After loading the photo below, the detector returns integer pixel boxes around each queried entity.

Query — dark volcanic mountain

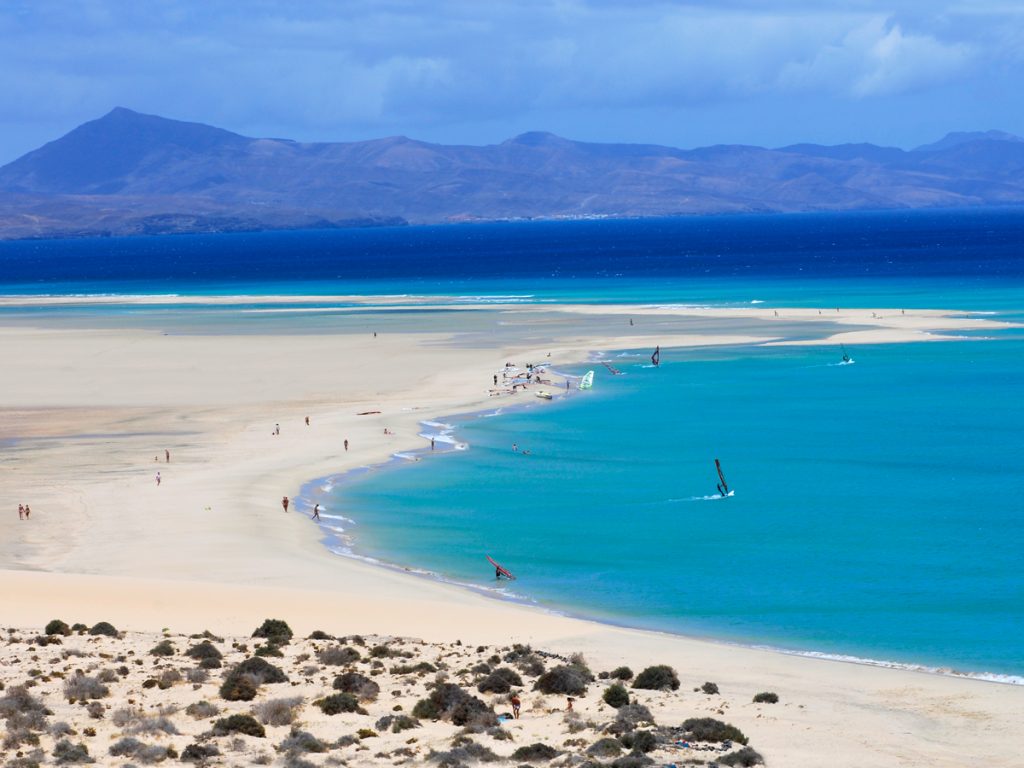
[2,107,1023,239]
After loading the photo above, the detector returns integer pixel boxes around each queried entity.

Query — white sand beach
[2,298,1021,767]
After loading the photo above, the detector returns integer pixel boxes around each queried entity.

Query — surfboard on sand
[487,555,516,580]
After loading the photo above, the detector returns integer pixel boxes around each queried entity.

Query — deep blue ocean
[3,209,1023,680]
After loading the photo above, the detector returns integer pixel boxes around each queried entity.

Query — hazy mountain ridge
[1,108,1023,239]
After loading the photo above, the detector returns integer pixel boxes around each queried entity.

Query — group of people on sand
[17,503,32,520]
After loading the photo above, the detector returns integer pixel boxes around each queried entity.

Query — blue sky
[1,0,1022,163]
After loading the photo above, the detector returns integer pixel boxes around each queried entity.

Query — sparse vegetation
[753,691,779,704]
[682,717,748,745]
[251,618,293,644]
[477,666,523,694]
[45,620,72,636]
[185,700,219,720]
[720,746,765,766]
[587,737,623,758]
[63,675,109,702]
[603,682,630,708]
[609,666,633,681]
[149,639,175,657]
[212,713,266,738]
[633,665,680,691]
[701,681,720,695]
[278,727,328,754]
[252,696,304,726]
[87,622,118,637]
[317,645,361,665]
[412,683,496,727]
[333,671,380,700]
[315,693,367,716]
[511,742,560,762]
[185,640,222,660]
[534,665,588,696]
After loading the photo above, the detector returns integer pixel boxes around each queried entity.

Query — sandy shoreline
[2,297,1022,767]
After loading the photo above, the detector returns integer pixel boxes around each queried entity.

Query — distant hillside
[1,108,1023,239]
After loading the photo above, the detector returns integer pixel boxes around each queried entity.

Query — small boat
[487,555,516,580]
[535,391,553,400]
[578,370,595,390]
[715,458,731,497]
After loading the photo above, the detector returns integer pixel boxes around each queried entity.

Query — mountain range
[1,108,1023,239]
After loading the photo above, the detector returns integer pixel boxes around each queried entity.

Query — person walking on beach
[165,449,170,462]
[312,503,320,521]
[23,504,30,519]
[344,439,349,451]
[493,374,498,386]
[282,496,289,512]
[18,504,24,520]
[274,423,280,436]
[510,693,521,719]
[305,416,310,426]
[155,471,161,486]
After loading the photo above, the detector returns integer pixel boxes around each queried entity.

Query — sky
[1,0,1022,164]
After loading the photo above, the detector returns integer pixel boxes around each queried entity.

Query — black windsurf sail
[651,345,660,367]
[841,344,851,363]
[715,458,729,497]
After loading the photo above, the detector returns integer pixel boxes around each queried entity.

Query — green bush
[180,743,220,763]
[752,691,778,704]
[218,675,257,702]
[720,746,765,766]
[278,727,328,754]
[45,620,71,637]
[87,622,118,637]
[333,672,380,701]
[149,640,175,657]
[632,665,679,691]
[534,665,588,696]
[681,717,748,745]
[254,643,284,658]
[622,729,658,754]
[374,714,420,733]
[308,630,333,640]
[701,681,719,695]
[212,713,265,738]
[251,619,293,644]
[52,738,92,764]
[315,693,367,716]
[411,683,495,727]
[317,646,361,665]
[185,640,222,660]
[510,743,560,762]
[477,666,523,694]
[587,737,623,758]
[609,666,633,681]
[603,683,630,708]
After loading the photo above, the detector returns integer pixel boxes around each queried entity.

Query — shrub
[219,675,258,702]
[609,666,633,681]
[251,618,293,644]
[278,728,328,754]
[227,652,267,679]
[611,755,654,768]
[108,737,144,757]
[375,714,420,733]
[701,681,720,695]
[254,643,284,658]
[317,645,361,666]
[632,665,679,691]
[752,691,779,704]
[315,693,367,716]
[71,623,88,633]
[186,667,208,684]
[87,622,117,637]
[720,746,765,767]
[588,737,623,758]
[85,701,104,720]
[185,640,222,660]
[610,703,655,734]
[477,667,524,694]
[220,657,289,700]
[212,713,266,738]
[510,742,560,762]
[333,672,380,701]
[622,729,658,754]
[534,665,588,696]
[180,743,220,763]
[150,639,175,657]
[603,683,630,708]
[0,684,51,720]
[681,717,748,745]
[45,620,72,636]
[52,739,92,764]
[517,655,546,677]
[308,630,333,640]
[63,675,108,702]
[391,661,437,675]
[95,668,118,684]
[412,684,496,727]
[199,657,222,670]
[185,700,219,719]
[253,696,304,726]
